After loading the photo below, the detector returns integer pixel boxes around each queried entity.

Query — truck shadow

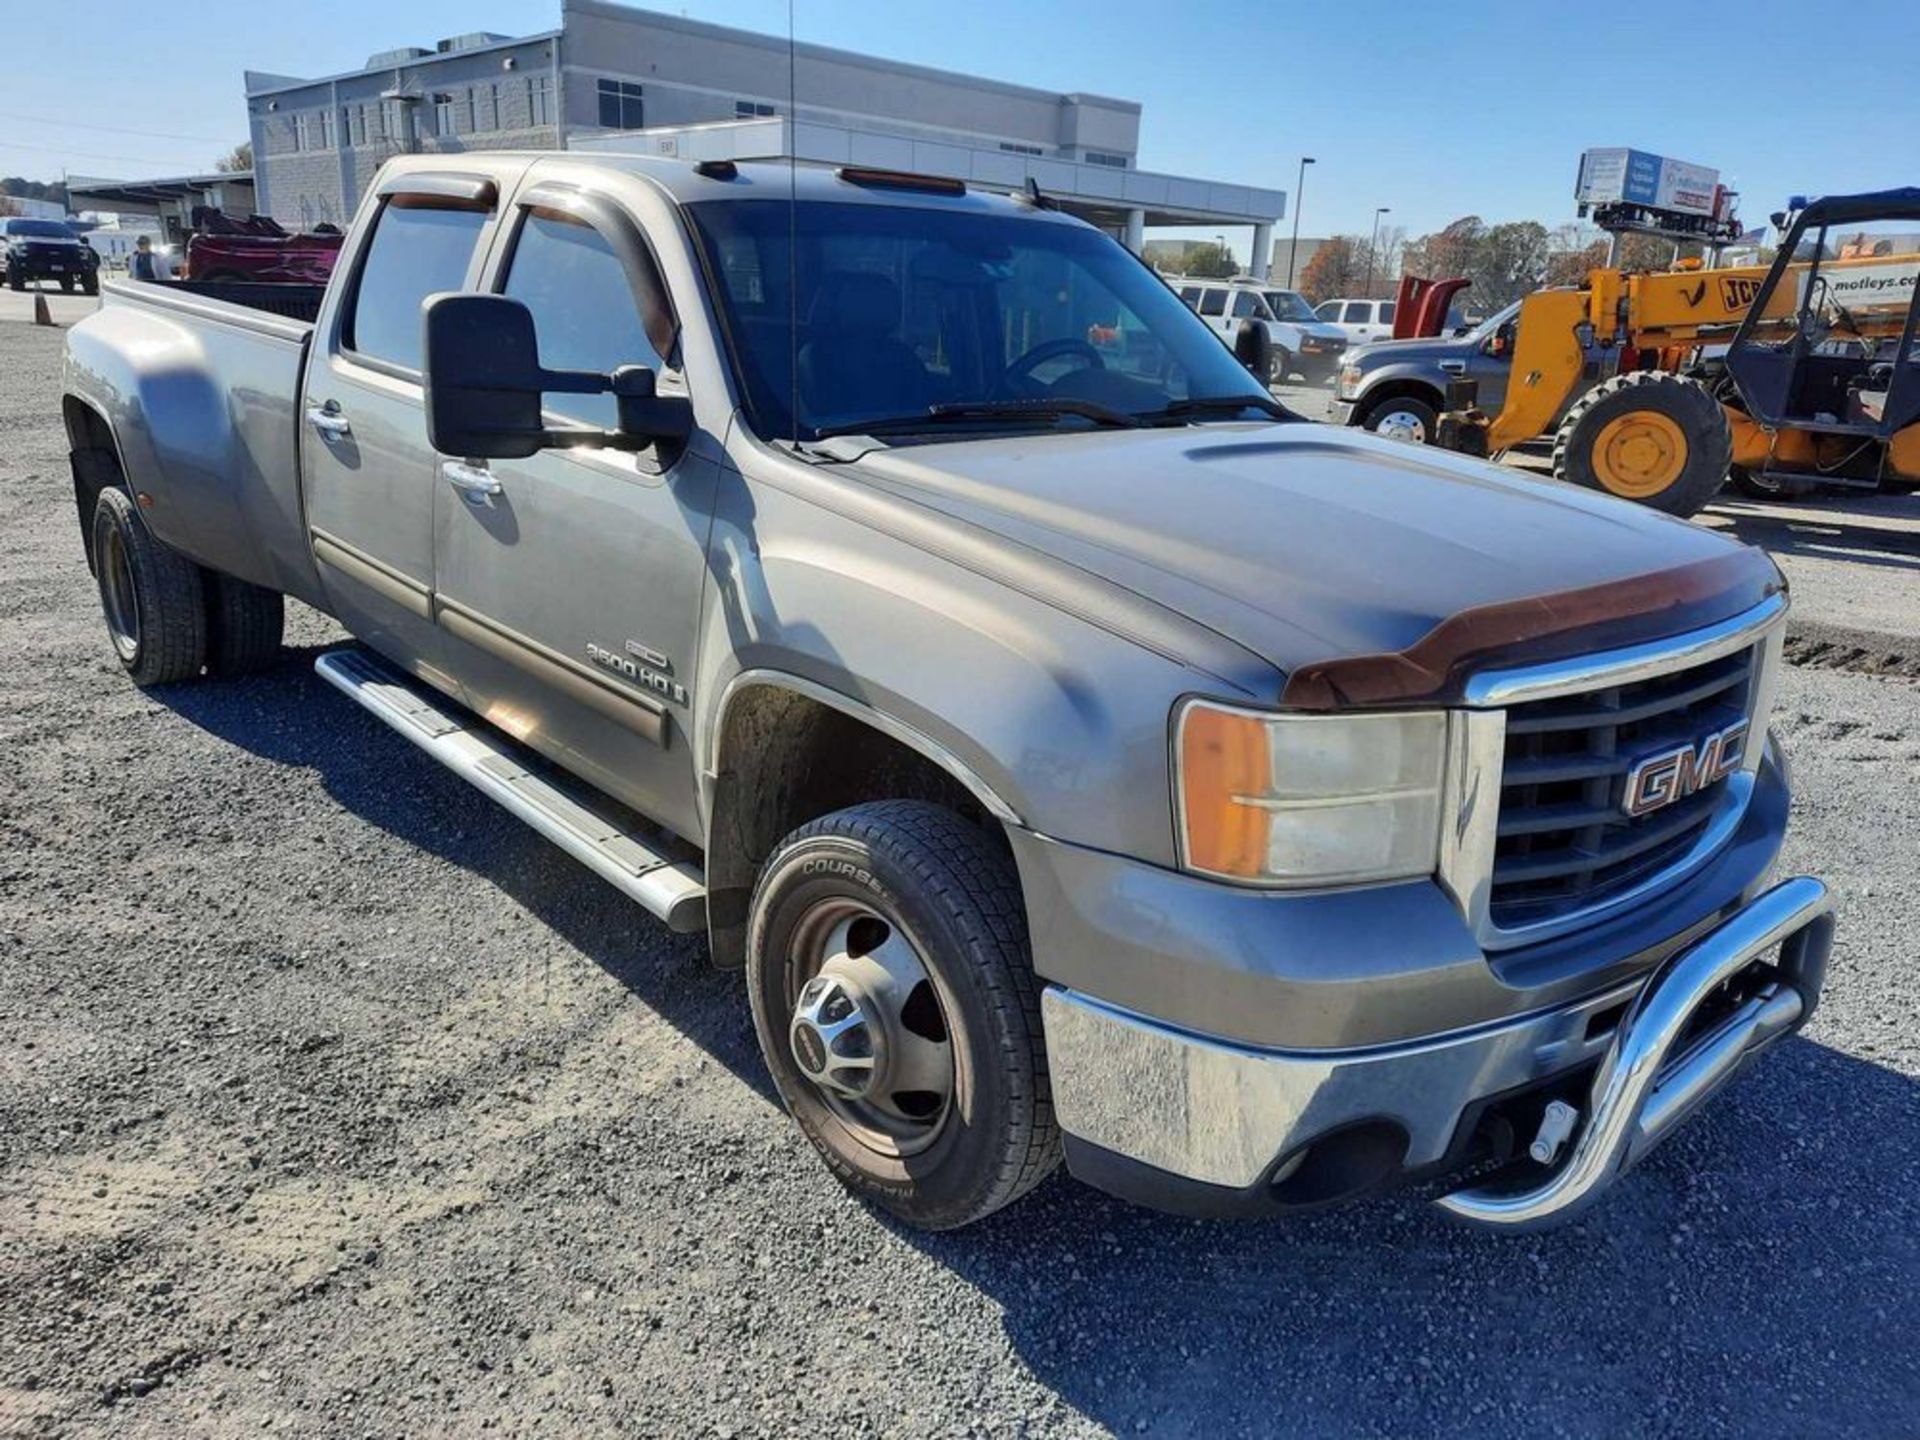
[150,644,1917,1436]
[149,640,776,1105]
[903,1035,1919,1435]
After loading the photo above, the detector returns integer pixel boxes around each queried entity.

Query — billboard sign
[1576,148,1720,218]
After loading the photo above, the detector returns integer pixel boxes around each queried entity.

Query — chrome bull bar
[1438,876,1835,1229]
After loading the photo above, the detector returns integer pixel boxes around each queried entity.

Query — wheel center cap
[789,973,882,1100]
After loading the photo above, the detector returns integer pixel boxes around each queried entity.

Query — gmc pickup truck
[62,152,1834,1232]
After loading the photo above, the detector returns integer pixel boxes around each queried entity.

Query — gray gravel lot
[4,320,1917,1438]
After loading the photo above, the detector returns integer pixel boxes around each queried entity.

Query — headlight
[1337,366,1365,398]
[1175,702,1446,886]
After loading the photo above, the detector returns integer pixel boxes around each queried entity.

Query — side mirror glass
[422,292,692,459]
[1234,317,1274,381]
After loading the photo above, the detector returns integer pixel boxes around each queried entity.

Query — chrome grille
[1487,644,1761,931]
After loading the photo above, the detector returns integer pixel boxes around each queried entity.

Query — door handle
[1439,360,1468,375]
[305,402,351,439]
[442,459,503,502]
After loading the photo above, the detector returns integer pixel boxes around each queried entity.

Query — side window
[1343,301,1371,323]
[502,208,665,430]
[1316,300,1341,321]
[344,199,489,371]
[1230,291,1259,319]
[1198,289,1228,317]
[1379,301,1397,324]
[1179,286,1202,306]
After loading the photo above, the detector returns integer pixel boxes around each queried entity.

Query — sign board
[0,194,66,221]
[1576,148,1721,218]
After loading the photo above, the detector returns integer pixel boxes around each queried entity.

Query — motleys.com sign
[1806,261,1919,310]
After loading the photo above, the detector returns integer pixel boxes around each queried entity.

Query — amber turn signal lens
[1178,705,1271,878]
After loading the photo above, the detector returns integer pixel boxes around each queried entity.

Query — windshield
[5,220,73,239]
[1471,301,1522,340]
[686,199,1270,440]
[1262,290,1319,322]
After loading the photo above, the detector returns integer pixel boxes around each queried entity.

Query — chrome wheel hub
[1374,408,1429,444]
[786,905,955,1152]
[99,526,141,662]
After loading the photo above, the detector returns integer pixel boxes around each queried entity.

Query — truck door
[431,185,716,840]
[301,175,501,693]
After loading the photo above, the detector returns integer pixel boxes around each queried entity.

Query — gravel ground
[3,320,1917,1438]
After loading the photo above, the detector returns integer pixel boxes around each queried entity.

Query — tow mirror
[1233,317,1274,382]
[421,292,692,459]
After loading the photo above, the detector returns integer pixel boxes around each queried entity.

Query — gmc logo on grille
[1620,720,1749,819]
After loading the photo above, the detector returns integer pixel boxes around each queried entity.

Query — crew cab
[61,153,1833,1231]
[1167,275,1349,383]
[1329,300,1522,443]
[1,216,100,294]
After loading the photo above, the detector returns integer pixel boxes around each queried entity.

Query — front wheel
[1362,394,1439,445]
[6,268,21,291]
[1552,371,1732,517]
[80,272,99,296]
[746,801,1059,1230]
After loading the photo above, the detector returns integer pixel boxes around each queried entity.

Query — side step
[315,648,707,933]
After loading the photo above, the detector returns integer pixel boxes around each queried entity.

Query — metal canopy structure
[65,173,259,241]
[573,117,1287,278]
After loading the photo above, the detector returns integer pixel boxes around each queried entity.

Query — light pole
[1214,233,1228,275]
[1286,156,1315,287]
[1364,206,1391,296]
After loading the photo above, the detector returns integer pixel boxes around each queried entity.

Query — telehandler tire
[1551,371,1732,518]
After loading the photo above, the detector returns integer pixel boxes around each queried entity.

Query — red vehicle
[184,208,343,286]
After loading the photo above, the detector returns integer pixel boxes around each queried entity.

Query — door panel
[303,192,496,692]
[434,447,717,838]
[431,193,715,839]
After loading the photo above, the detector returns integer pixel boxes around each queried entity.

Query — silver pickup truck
[61,152,1834,1232]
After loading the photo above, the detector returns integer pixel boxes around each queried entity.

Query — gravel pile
[3,322,1915,1437]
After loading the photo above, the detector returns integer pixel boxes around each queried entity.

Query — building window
[368,101,388,142]
[528,73,554,127]
[735,100,776,118]
[597,78,644,129]
[1084,150,1128,169]
[998,141,1044,157]
[347,105,366,147]
[434,91,467,136]
[316,107,335,150]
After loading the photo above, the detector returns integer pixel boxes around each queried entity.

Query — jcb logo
[1621,720,1748,818]
[1718,276,1764,311]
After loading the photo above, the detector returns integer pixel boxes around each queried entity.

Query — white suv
[1315,296,1398,346]
[1167,276,1350,384]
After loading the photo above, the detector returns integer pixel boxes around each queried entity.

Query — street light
[1214,233,1228,275]
[1364,206,1391,296]
[1286,156,1315,287]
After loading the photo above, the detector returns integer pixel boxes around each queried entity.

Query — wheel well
[703,684,1010,968]
[63,397,125,573]
[1356,380,1442,421]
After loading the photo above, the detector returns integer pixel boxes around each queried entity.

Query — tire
[1362,394,1439,445]
[1726,466,1816,501]
[746,800,1059,1230]
[7,268,21,291]
[90,486,207,685]
[81,273,99,296]
[1270,347,1291,386]
[205,571,285,675]
[60,275,75,293]
[1551,371,1732,517]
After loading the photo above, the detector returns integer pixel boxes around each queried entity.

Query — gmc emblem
[1621,720,1749,819]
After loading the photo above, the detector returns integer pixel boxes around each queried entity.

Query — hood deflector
[1281,548,1782,710]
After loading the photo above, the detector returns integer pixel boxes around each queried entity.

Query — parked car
[1167,275,1349,383]
[0,216,100,294]
[61,152,1832,1233]
[1327,300,1523,443]
[1315,296,1400,346]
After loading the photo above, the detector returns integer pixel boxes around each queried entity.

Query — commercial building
[242,0,1285,273]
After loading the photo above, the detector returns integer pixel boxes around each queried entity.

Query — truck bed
[64,279,329,609]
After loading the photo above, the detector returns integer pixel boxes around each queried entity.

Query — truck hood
[843,423,1776,706]
[1348,334,1473,367]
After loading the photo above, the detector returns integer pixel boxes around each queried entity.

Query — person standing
[128,235,158,282]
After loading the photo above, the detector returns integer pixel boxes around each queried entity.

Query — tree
[1183,241,1238,278]
[214,141,252,174]
[1297,235,1363,303]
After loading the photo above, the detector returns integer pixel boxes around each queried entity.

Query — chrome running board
[315,648,707,933]
[1437,875,1833,1229]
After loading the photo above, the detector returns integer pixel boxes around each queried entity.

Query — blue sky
[8,0,1920,250]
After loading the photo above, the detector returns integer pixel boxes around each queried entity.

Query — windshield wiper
[815,397,1142,439]
[1143,393,1294,423]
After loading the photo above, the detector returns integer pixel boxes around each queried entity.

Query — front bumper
[1041,876,1833,1224]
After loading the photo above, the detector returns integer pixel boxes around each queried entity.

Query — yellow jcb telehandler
[1436,188,1920,517]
